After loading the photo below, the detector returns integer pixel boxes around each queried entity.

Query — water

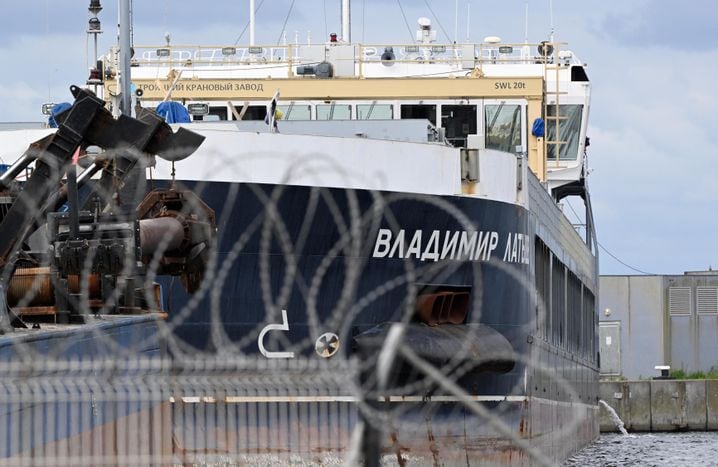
[598,399,629,436]
[568,401,718,466]
[565,432,718,466]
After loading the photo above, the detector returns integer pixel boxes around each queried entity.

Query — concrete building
[598,271,718,380]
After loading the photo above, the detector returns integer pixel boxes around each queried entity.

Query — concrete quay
[599,380,718,432]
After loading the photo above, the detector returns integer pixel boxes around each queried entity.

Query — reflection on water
[566,432,718,467]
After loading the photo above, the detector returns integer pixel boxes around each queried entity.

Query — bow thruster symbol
[315,332,340,358]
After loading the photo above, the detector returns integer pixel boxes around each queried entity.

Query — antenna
[466,1,470,42]
[362,0,366,42]
[549,0,555,42]
[249,0,256,45]
[86,0,103,92]
[341,0,351,42]
[454,0,458,43]
[524,1,529,43]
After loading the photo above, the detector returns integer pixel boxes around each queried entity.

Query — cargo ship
[0,0,599,464]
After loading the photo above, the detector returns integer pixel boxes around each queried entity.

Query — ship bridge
[99,34,590,196]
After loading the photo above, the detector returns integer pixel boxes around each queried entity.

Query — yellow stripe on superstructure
[114,75,549,182]
[113,76,544,101]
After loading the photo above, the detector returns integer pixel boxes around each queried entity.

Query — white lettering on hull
[372,228,530,265]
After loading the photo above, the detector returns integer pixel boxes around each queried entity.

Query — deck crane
[0,86,214,329]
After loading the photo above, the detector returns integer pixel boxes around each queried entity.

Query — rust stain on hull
[389,432,408,466]
[426,419,441,467]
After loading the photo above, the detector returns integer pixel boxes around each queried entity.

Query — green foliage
[670,367,718,380]
[670,369,687,379]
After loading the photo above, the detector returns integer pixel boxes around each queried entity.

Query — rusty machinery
[0,86,215,328]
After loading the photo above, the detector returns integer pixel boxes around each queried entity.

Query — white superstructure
[94,16,591,200]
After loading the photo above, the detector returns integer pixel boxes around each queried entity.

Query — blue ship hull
[160,181,531,354]
[0,179,599,465]
[152,179,599,463]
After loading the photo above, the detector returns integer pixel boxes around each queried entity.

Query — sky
[0,0,715,276]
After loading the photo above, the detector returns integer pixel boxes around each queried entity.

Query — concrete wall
[599,276,664,379]
[599,380,718,432]
[708,380,718,430]
[599,274,718,379]
[665,275,718,374]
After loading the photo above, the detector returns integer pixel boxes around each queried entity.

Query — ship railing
[119,41,573,73]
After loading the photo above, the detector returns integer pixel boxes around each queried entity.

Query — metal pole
[250,0,256,45]
[119,0,132,115]
[549,0,555,42]
[118,0,144,219]
[67,160,80,238]
[524,1,529,43]
[93,33,99,94]
[341,0,351,42]
[454,0,458,43]
[466,1,471,42]
[0,153,35,189]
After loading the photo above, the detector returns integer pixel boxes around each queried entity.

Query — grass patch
[670,368,718,380]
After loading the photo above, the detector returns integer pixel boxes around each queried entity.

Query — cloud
[0,0,714,275]
[0,82,44,123]
[574,19,718,274]
[596,0,718,50]
[0,33,87,122]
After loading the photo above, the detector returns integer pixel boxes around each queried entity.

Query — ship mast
[341,0,351,42]
[119,0,132,115]
[86,0,103,94]
[249,0,256,46]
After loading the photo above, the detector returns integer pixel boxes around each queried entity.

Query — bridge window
[278,104,311,120]
[400,104,436,125]
[232,105,267,121]
[546,105,583,161]
[316,104,352,120]
[357,103,393,120]
[441,105,477,148]
[485,104,522,153]
[193,106,228,121]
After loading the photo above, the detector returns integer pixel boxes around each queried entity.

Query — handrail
[117,41,574,71]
